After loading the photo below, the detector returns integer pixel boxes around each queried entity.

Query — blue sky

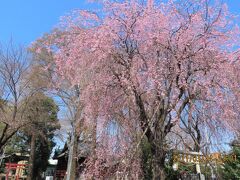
[0,0,239,46]
[0,0,101,45]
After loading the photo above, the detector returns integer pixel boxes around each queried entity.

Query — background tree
[30,33,86,180]
[3,132,28,155]
[23,93,59,180]
[0,42,35,152]
[222,140,240,180]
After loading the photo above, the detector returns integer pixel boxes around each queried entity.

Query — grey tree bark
[27,134,36,180]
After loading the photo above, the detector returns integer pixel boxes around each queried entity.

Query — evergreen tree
[222,144,240,180]
[23,93,60,180]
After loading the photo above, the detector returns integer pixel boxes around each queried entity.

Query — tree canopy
[32,0,240,179]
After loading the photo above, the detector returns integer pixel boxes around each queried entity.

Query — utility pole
[66,84,80,180]
[66,129,75,180]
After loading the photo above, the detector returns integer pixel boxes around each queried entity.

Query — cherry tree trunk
[149,116,167,180]
[150,137,166,180]
[152,149,166,180]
